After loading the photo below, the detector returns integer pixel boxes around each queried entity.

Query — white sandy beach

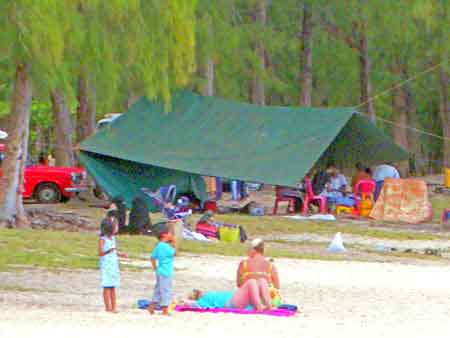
[1,255,450,338]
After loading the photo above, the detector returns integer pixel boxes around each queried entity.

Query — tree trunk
[51,90,74,167]
[299,3,313,106]
[200,57,215,97]
[252,0,266,105]
[438,68,450,168]
[126,91,140,110]
[392,85,409,149]
[34,124,43,157]
[320,17,375,120]
[16,109,30,225]
[0,64,32,227]
[358,27,376,122]
[392,84,410,176]
[76,75,96,143]
[405,85,423,175]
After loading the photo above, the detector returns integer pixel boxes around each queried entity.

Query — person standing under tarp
[215,177,223,200]
[203,176,217,199]
[372,163,400,201]
[231,180,240,201]
[105,195,127,231]
[230,180,248,201]
[128,196,151,234]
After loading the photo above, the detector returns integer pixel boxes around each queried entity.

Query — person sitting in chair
[351,162,371,191]
[311,168,330,196]
[320,163,347,201]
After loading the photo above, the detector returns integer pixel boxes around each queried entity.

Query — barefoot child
[148,232,176,315]
[98,218,127,313]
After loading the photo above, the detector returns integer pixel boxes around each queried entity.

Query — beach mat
[174,305,297,317]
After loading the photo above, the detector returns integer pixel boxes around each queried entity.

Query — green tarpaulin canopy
[80,91,408,209]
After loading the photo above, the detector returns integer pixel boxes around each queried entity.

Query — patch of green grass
[0,228,351,271]
[0,214,443,273]
[51,201,443,241]
[430,195,450,222]
[180,240,348,261]
[0,228,157,271]
[208,214,440,241]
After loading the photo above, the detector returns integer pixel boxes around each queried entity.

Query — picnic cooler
[219,226,240,242]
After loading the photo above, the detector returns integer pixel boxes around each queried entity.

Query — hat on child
[250,238,263,248]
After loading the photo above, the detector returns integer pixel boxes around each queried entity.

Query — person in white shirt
[321,164,347,201]
[372,163,400,200]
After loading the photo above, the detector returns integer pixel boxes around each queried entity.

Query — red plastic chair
[302,177,327,215]
[354,180,376,197]
[353,180,376,214]
[273,186,296,215]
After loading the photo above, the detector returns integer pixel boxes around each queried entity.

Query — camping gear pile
[142,186,192,224]
[196,212,247,243]
[141,186,193,240]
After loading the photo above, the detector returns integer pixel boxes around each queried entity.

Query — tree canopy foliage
[0,0,448,169]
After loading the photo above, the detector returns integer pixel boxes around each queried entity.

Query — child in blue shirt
[148,232,176,315]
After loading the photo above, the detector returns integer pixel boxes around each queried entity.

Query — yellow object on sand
[270,287,281,307]
[168,300,177,313]
[444,168,450,188]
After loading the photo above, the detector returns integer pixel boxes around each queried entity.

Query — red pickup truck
[0,144,88,203]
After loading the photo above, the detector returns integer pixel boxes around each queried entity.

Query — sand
[1,255,450,338]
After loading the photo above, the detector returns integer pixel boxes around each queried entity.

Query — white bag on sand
[328,232,346,253]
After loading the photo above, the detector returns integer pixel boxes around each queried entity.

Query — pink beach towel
[175,305,296,317]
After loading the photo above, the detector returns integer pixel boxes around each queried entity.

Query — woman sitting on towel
[185,278,273,311]
[236,239,280,290]
[182,240,279,311]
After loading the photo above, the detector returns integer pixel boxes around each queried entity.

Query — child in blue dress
[98,218,127,312]
[148,232,176,315]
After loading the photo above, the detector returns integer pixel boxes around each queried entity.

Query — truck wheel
[35,183,62,203]
[60,195,70,203]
